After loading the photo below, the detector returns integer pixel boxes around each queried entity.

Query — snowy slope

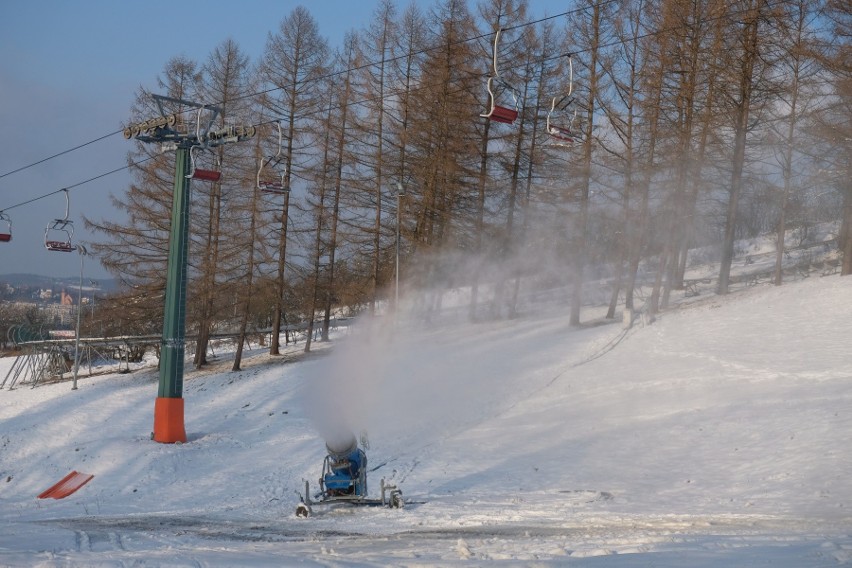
[1,276,851,566]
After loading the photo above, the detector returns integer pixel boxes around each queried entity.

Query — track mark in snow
[74,530,89,552]
[74,529,125,552]
[456,538,474,559]
[394,457,419,484]
[569,547,615,558]
[558,489,615,503]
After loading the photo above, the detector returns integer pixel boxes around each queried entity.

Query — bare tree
[716,0,772,295]
[303,81,336,354]
[305,34,358,353]
[470,0,529,321]
[191,39,253,368]
[768,0,823,285]
[625,1,671,317]
[231,176,262,370]
[510,19,561,318]
[599,0,647,318]
[567,0,608,326]
[404,0,481,317]
[357,0,398,314]
[321,34,358,343]
[813,0,852,275]
[260,6,329,354]
[85,56,203,337]
[658,0,722,308]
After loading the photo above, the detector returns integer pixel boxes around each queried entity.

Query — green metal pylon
[153,144,191,443]
[126,94,255,444]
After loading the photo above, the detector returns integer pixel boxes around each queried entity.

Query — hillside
[0,275,850,566]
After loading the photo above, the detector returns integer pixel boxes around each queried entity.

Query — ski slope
[1,275,850,566]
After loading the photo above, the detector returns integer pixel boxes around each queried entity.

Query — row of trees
[85,0,850,369]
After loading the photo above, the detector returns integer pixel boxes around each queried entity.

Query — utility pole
[395,182,405,315]
[72,244,87,391]
[125,95,255,443]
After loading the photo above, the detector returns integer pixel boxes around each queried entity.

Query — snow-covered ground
[1,274,851,566]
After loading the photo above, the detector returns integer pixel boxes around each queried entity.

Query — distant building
[49,330,76,339]
[60,290,73,306]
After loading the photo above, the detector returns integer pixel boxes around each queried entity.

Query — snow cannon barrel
[322,433,367,496]
[325,433,359,460]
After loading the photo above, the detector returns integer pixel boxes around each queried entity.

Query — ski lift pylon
[257,121,288,194]
[44,189,76,253]
[0,211,11,242]
[480,28,519,125]
[546,54,577,146]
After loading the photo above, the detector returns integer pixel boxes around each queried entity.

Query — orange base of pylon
[153,397,187,443]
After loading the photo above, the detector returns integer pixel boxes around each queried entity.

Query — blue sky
[0,0,568,279]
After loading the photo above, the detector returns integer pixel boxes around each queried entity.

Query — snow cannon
[295,432,403,517]
[322,434,367,497]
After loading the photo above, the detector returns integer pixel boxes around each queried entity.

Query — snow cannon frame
[296,435,403,517]
[322,435,367,497]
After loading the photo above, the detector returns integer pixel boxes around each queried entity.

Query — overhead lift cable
[0,0,786,213]
[0,2,612,182]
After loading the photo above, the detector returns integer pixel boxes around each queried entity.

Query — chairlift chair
[480,28,520,125]
[482,77,519,124]
[45,190,77,253]
[0,211,11,242]
[546,54,577,147]
[546,96,577,145]
[184,106,222,181]
[257,122,288,194]
[186,145,222,182]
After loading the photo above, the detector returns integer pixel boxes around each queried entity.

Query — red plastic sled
[37,471,94,499]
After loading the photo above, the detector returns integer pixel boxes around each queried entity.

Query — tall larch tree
[405,0,480,315]
[356,0,399,314]
[716,0,772,295]
[470,0,529,321]
[814,0,852,275]
[770,0,821,285]
[260,6,329,354]
[599,0,646,318]
[85,57,203,338]
[566,0,608,326]
[191,38,253,368]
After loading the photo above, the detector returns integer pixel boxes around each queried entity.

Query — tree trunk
[233,169,261,372]
[718,0,764,295]
[570,0,601,327]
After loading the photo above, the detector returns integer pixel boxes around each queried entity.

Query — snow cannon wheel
[296,502,311,518]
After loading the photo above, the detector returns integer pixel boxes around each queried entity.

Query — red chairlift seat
[480,30,520,126]
[257,123,287,194]
[45,240,75,253]
[545,54,577,148]
[44,192,77,253]
[548,125,574,143]
[191,168,222,182]
[0,211,11,242]
[490,105,519,124]
[186,145,221,182]
[259,180,287,193]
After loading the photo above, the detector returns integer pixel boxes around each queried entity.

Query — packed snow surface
[1,276,851,566]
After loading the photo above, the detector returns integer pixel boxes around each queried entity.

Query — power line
[0,130,123,181]
[0,156,154,212]
[0,3,602,183]
[0,0,807,214]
